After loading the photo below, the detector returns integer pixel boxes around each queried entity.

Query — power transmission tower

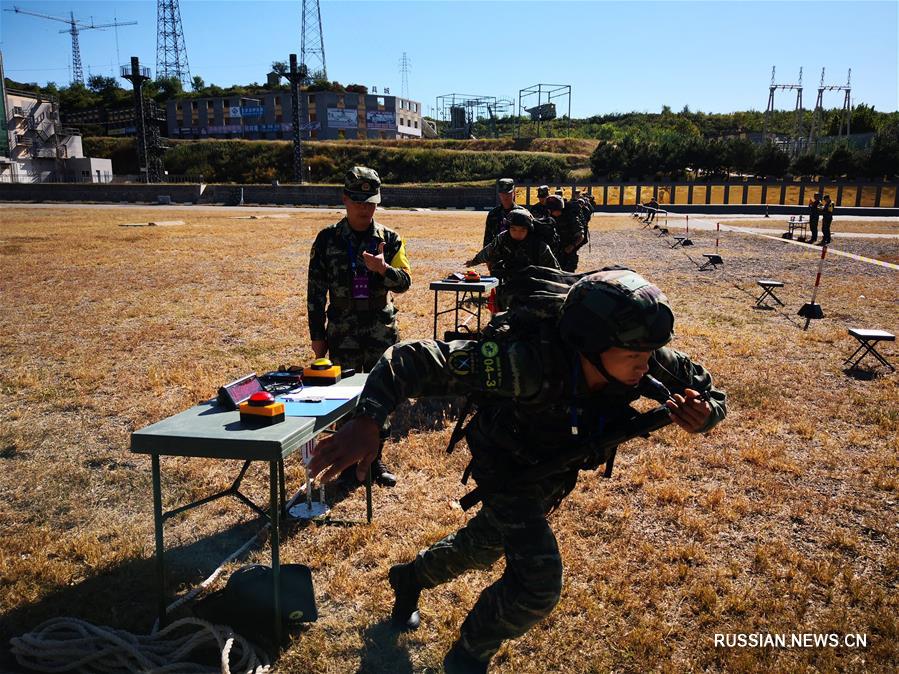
[5,6,137,85]
[808,68,852,153]
[399,52,411,98]
[301,0,327,82]
[156,0,191,87]
[122,56,165,183]
[763,66,805,155]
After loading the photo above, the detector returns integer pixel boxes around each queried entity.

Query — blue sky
[1,0,897,116]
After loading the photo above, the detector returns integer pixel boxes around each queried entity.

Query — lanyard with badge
[347,236,373,299]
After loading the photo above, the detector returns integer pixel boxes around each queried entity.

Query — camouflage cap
[497,178,515,193]
[537,185,550,197]
[558,267,674,353]
[344,166,381,204]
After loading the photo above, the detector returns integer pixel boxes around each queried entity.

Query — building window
[379,131,386,139]
[309,111,317,122]
[275,96,281,105]
[337,94,345,108]
[414,120,418,128]
[310,129,318,139]
[377,97,385,109]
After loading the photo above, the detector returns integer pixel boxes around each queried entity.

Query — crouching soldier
[465,208,559,280]
[308,268,727,672]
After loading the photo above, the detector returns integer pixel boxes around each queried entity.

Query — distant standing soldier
[483,178,518,246]
[546,195,586,272]
[806,192,821,244]
[465,209,559,280]
[820,194,834,245]
[528,185,551,219]
[307,166,412,487]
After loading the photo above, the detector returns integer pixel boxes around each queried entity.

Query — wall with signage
[327,108,358,129]
[366,111,396,130]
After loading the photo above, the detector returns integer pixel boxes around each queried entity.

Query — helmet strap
[583,350,630,388]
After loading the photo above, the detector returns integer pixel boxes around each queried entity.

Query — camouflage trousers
[412,489,564,662]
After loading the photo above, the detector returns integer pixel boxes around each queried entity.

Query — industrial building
[166,90,422,141]
[1,87,112,184]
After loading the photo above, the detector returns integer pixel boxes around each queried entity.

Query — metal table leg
[269,460,282,647]
[365,465,373,524]
[151,453,167,629]
[433,290,438,340]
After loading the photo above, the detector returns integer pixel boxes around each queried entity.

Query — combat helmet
[557,267,674,356]
[545,195,565,212]
[508,208,535,232]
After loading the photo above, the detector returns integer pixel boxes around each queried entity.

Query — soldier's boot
[388,562,421,630]
[443,641,489,674]
[372,458,397,487]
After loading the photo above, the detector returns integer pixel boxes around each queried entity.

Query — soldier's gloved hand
[362,242,388,275]
[311,340,328,359]
[666,388,711,433]
[308,417,381,483]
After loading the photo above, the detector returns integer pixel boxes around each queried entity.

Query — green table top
[131,374,367,461]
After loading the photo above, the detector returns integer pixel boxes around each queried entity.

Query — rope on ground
[10,526,273,673]
[9,616,271,674]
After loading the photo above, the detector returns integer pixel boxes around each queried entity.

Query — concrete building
[167,90,422,141]
[1,89,112,183]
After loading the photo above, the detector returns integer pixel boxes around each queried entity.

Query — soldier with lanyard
[482,178,518,246]
[308,268,727,672]
[306,166,412,487]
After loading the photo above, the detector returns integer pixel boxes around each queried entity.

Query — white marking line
[693,217,899,271]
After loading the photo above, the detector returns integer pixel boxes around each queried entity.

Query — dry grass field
[1,205,897,673]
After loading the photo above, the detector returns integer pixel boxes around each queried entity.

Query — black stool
[698,253,723,271]
[844,328,895,372]
[755,280,784,309]
[656,227,669,237]
[670,236,693,249]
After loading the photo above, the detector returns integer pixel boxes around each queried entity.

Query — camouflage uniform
[467,230,559,280]
[556,203,586,273]
[353,292,727,662]
[483,178,518,246]
[307,217,412,371]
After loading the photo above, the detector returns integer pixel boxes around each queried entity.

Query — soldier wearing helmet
[308,267,727,673]
[465,208,559,280]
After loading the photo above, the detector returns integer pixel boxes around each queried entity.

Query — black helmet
[558,268,674,353]
[545,195,565,212]
[508,208,534,232]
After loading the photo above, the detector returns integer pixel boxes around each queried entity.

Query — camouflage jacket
[468,231,560,279]
[307,217,412,342]
[354,329,727,481]
[483,205,517,247]
[556,205,586,248]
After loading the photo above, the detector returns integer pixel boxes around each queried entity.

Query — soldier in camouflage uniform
[482,178,518,246]
[546,196,586,272]
[309,268,727,672]
[528,184,551,219]
[465,209,559,280]
[307,166,412,487]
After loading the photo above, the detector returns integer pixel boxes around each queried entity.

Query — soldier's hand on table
[363,242,388,275]
[308,417,381,483]
[666,388,711,433]
[311,340,328,359]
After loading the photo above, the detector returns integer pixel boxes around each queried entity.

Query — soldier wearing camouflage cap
[482,178,518,247]
[307,166,412,487]
[528,185,552,219]
[308,266,727,672]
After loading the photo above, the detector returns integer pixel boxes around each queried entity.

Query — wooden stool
[844,329,895,372]
[755,280,784,309]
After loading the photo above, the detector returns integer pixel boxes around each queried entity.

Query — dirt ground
[0,206,897,673]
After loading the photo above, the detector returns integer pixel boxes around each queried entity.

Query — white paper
[280,385,365,401]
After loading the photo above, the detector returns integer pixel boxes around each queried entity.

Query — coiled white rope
[10,526,273,673]
[9,616,270,674]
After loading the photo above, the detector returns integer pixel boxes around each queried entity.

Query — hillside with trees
[8,76,898,183]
